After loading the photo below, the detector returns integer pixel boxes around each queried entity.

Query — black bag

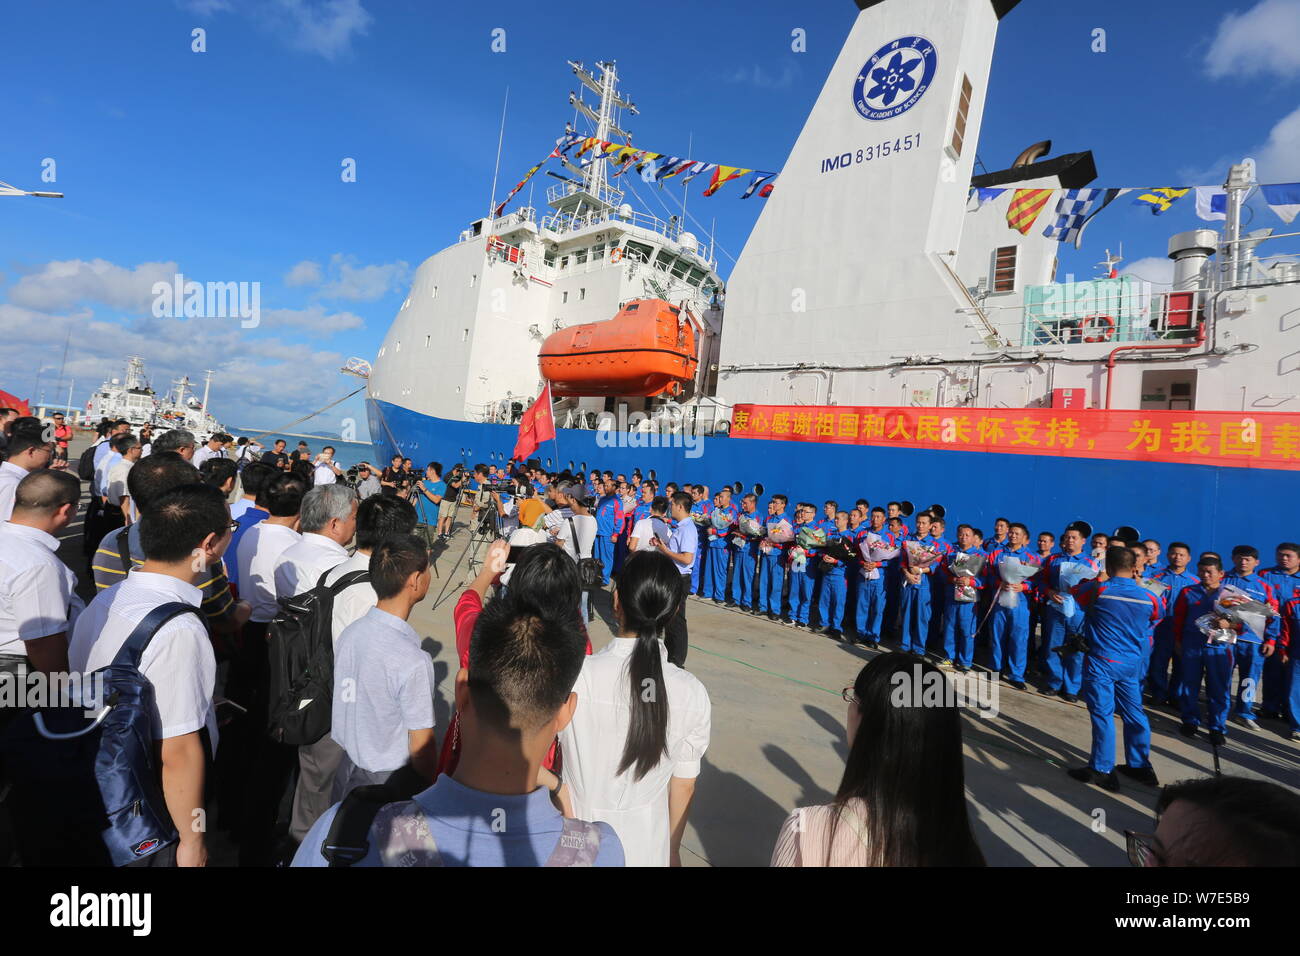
[567,518,603,589]
[77,442,99,481]
[0,602,201,866]
[266,567,370,746]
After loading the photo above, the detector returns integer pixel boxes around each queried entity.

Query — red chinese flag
[512,384,556,460]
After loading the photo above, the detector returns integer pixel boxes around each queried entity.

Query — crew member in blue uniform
[1223,545,1281,731]
[1173,556,1239,745]
[1038,526,1099,702]
[732,493,763,612]
[1143,539,1166,577]
[593,476,624,586]
[811,500,838,621]
[702,487,738,604]
[926,514,953,648]
[1067,546,1163,792]
[758,494,791,621]
[1260,542,1300,720]
[787,503,819,629]
[688,485,709,596]
[1145,541,1197,706]
[854,507,891,649]
[1283,595,1300,742]
[815,511,851,639]
[987,522,1040,689]
[941,524,985,672]
[843,506,867,627]
[898,511,937,656]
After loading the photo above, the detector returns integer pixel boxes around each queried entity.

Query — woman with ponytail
[558,550,712,866]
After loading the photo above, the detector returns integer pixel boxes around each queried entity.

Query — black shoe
[1039,685,1060,697]
[1179,722,1199,739]
[767,612,778,621]
[954,664,969,673]
[1208,730,1227,746]
[1067,766,1120,792]
[1009,680,1027,691]
[1261,709,1282,721]
[1118,765,1159,787]
[1059,691,1078,704]
[780,615,792,625]
[725,600,736,608]
[827,629,843,640]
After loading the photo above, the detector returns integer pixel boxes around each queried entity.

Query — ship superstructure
[86,357,225,437]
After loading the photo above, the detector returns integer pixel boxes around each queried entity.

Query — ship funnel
[1167,229,1216,293]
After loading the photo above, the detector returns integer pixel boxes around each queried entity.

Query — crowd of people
[0,409,1298,868]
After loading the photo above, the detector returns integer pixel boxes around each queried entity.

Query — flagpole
[487,86,510,222]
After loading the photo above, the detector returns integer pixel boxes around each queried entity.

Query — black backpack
[266,567,370,746]
[77,442,99,481]
[0,602,200,866]
[567,517,604,589]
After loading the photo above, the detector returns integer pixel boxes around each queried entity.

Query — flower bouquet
[790,545,808,573]
[733,513,764,549]
[948,551,986,603]
[1052,560,1100,619]
[1194,614,1239,645]
[796,525,827,550]
[691,509,711,528]
[996,556,1041,608]
[859,532,899,580]
[710,509,735,533]
[1212,584,1279,643]
[903,539,944,588]
[759,517,793,555]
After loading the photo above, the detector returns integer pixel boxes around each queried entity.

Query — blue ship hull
[368,398,1288,555]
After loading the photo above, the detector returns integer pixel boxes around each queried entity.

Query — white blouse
[771,800,873,867]
[559,638,711,866]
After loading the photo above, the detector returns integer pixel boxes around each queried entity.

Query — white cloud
[1250,104,1300,182]
[263,0,372,61]
[7,259,178,312]
[723,63,799,90]
[264,304,364,333]
[319,253,410,301]
[1205,0,1300,80]
[284,259,323,286]
[1121,256,1176,287]
[178,0,236,14]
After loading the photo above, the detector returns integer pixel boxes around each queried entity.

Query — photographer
[415,461,451,541]
[355,462,381,499]
[441,463,466,538]
[380,454,405,497]
[312,446,345,487]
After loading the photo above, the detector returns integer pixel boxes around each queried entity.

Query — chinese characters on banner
[730,405,1300,471]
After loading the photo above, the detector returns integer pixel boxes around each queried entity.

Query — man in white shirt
[192,434,228,470]
[105,433,142,524]
[0,470,82,675]
[287,493,419,841]
[652,492,697,668]
[330,533,437,800]
[151,428,196,461]
[0,418,53,521]
[629,495,669,553]
[235,474,308,630]
[312,446,344,486]
[273,484,357,600]
[69,482,234,867]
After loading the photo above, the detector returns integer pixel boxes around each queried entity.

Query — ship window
[431,285,438,299]
[993,246,1017,293]
[424,335,430,348]
[462,328,469,341]
[625,303,640,311]
[544,251,556,267]
[580,288,586,301]
[949,74,973,159]
[470,274,477,287]
[560,255,569,270]
[687,267,707,287]
[624,241,653,263]
[575,248,588,264]
[395,340,401,352]
[670,259,690,280]
[562,291,569,304]
[592,244,605,260]
[655,251,674,271]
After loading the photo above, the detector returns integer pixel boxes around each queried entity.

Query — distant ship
[365,0,1299,549]
[85,357,225,437]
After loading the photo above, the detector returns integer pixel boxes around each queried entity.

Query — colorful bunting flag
[702,165,750,198]
[1041,188,1124,247]
[679,161,716,186]
[1260,183,1300,224]
[1132,187,1189,215]
[971,187,1006,209]
[1006,188,1054,235]
[1194,186,1228,221]
[741,171,777,199]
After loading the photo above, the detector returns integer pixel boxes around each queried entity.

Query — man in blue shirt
[1145,541,1197,706]
[702,488,738,605]
[759,495,791,621]
[987,522,1040,689]
[652,491,698,667]
[225,462,276,591]
[731,493,762,612]
[593,477,623,586]
[1067,546,1163,792]
[815,511,851,639]
[898,512,938,655]
[1259,542,1300,720]
[1173,556,1239,745]
[1039,527,1099,702]
[941,524,985,672]
[1223,545,1281,730]
[853,508,891,649]
[293,542,624,868]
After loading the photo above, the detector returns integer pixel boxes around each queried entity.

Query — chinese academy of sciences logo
[853,36,938,121]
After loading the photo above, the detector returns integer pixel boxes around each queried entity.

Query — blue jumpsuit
[1283,599,1300,734]
[689,500,708,595]
[927,534,954,646]
[1222,571,1281,723]
[817,529,849,632]
[1260,566,1300,713]
[1145,566,1198,703]
[1075,578,1162,774]
[788,521,817,625]
[898,533,938,655]
[1039,552,1099,696]
[854,528,891,643]
[702,502,738,601]
[732,507,763,608]
[1173,584,1237,734]
[988,547,1041,682]
[758,510,790,616]
[942,547,986,667]
[593,493,624,585]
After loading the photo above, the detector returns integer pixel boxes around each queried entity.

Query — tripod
[426,494,504,612]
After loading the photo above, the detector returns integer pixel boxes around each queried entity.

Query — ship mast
[201,369,213,413]
[567,60,637,206]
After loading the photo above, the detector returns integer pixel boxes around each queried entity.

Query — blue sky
[2,0,1297,440]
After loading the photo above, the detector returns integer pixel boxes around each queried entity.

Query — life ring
[609,246,624,263]
[1082,315,1115,343]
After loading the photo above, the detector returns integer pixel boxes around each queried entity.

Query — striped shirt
[91,523,238,624]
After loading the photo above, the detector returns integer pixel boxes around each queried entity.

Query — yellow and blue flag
[1132,187,1189,215]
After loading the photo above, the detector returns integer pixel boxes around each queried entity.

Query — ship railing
[1017,281,1208,347]
[545,181,625,209]
[540,205,682,243]
[1211,236,1300,289]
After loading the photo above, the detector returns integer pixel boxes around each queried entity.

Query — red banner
[730,404,1300,471]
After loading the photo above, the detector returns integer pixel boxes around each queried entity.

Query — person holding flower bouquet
[732,494,765,612]
[759,495,793,620]
[702,488,739,604]
[1222,545,1281,731]
[941,525,986,672]
[1038,526,1100,702]
[1171,556,1239,745]
[788,504,826,628]
[926,516,954,649]
[855,508,895,648]
[899,512,944,656]
[987,523,1041,690]
[815,511,853,639]
[688,485,710,597]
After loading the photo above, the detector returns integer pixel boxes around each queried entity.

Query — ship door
[1140,370,1197,411]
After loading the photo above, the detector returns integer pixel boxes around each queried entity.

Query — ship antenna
[487,85,510,222]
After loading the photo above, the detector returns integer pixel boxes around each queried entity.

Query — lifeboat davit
[538,298,699,398]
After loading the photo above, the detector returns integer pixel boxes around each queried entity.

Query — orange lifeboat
[538,298,699,398]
